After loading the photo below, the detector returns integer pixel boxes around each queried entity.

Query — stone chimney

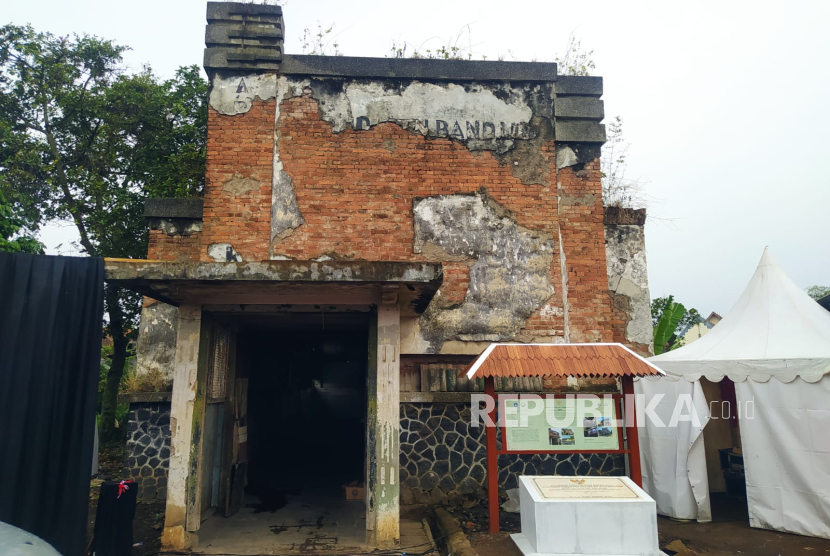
[204,2,283,75]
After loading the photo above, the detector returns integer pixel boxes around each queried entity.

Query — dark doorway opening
[195,311,371,554]
[243,318,369,499]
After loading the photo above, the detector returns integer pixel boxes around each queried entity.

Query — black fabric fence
[0,253,104,556]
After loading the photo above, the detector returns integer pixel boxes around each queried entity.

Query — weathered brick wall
[558,161,614,343]
[201,101,275,262]
[274,96,559,260]
[194,88,614,343]
[148,228,201,262]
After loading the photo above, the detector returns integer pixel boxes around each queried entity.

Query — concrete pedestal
[511,476,663,556]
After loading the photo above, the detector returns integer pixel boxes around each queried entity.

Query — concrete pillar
[162,305,206,551]
[366,302,401,547]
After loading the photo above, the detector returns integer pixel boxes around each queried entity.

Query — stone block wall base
[161,527,196,551]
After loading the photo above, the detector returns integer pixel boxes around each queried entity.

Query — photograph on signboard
[502,396,619,452]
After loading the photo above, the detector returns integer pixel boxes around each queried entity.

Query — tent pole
[622,375,643,487]
[485,376,499,533]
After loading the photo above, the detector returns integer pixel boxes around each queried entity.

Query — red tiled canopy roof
[463,343,664,379]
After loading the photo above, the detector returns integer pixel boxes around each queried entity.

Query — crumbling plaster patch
[270,77,304,250]
[150,218,202,236]
[413,192,554,349]
[207,243,242,262]
[555,144,602,170]
[605,224,652,348]
[134,303,179,383]
[209,74,277,116]
[315,81,532,140]
[296,77,556,183]
[222,173,260,196]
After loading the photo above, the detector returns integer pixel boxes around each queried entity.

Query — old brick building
[108,2,652,551]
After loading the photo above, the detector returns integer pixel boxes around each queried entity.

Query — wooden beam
[485,376,499,534]
[621,375,643,487]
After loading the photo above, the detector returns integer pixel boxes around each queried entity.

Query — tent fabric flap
[635,378,712,522]
[643,359,830,384]
[736,377,830,539]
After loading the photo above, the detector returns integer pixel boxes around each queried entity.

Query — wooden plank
[227,462,247,517]
[427,365,446,392]
[445,367,456,393]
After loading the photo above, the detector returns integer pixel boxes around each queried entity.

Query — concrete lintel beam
[105,260,442,285]
[144,199,204,220]
[553,76,603,97]
[554,97,605,121]
[205,23,284,48]
[206,1,282,23]
[204,47,282,72]
[555,121,607,144]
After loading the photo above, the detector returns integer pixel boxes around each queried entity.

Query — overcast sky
[7,0,829,316]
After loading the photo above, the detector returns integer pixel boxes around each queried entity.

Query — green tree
[651,295,703,354]
[0,189,43,253]
[806,285,830,301]
[0,24,207,439]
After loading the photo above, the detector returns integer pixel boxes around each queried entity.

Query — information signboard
[501,395,620,452]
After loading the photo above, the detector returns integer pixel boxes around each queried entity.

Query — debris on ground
[664,539,696,555]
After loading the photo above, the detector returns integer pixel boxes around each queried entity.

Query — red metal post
[485,376,500,533]
[621,375,643,487]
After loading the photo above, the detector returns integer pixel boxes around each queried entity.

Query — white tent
[636,247,830,538]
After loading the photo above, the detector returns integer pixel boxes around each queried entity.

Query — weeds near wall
[389,24,485,60]
[300,22,342,56]
[554,35,648,210]
[123,367,171,394]
[554,35,596,77]
[601,116,650,209]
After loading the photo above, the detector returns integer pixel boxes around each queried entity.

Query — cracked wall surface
[195,70,617,354]
[605,220,652,355]
[413,192,554,348]
[311,80,534,146]
[134,303,179,382]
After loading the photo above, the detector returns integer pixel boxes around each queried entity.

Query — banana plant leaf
[653,302,685,355]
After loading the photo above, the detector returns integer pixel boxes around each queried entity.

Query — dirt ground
[450,494,830,556]
[89,443,830,556]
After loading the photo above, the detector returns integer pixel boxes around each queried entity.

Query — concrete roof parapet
[204,1,284,74]
[144,199,204,220]
[603,207,647,226]
[553,76,606,145]
[279,54,558,83]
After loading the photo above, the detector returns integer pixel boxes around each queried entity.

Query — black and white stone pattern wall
[399,402,625,505]
[123,402,171,500]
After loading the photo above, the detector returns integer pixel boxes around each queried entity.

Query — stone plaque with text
[531,477,640,500]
